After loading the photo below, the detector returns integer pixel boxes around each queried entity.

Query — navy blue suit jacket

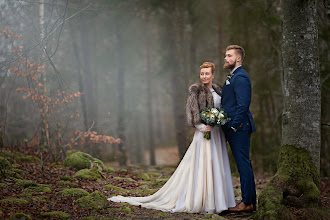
[221,66,256,133]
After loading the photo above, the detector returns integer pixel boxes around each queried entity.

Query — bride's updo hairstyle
[200,62,215,74]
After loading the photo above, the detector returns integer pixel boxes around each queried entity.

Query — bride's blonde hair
[200,62,215,74]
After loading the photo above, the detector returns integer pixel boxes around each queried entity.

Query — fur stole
[186,83,222,127]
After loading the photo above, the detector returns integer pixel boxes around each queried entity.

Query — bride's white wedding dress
[108,88,236,214]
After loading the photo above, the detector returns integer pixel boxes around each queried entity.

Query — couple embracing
[108,45,256,214]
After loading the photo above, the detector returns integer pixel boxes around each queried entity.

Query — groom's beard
[223,62,236,70]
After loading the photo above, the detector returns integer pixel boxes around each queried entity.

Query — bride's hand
[205,125,213,132]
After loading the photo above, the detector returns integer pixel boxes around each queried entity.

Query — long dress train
[108,89,236,214]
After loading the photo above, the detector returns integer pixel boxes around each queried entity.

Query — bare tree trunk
[167,0,188,160]
[69,24,88,131]
[281,2,320,169]
[80,18,98,131]
[39,0,52,161]
[142,10,156,165]
[134,116,144,165]
[114,22,127,166]
[256,1,324,219]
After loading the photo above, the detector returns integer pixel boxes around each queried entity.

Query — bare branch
[63,121,95,148]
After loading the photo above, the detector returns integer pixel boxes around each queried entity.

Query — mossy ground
[73,168,103,179]
[10,213,32,220]
[105,184,128,195]
[75,191,108,210]
[113,177,136,182]
[63,151,115,174]
[57,180,78,187]
[39,211,70,219]
[24,184,51,193]
[63,151,92,170]
[0,198,29,205]
[58,188,89,197]
[1,148,329,219]
[2,150,40,164]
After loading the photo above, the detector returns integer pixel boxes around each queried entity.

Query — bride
[108,62,236,214]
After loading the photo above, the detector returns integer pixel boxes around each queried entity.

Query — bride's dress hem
[108,196,233,214]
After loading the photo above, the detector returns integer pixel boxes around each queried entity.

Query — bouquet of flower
[199,107,231,140]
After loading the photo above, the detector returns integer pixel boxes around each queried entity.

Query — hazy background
[0,0,329,176]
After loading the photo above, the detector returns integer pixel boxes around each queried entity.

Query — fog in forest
[0,0,329,176]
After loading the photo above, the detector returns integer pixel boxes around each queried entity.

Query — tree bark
[281,0,320,170]
[167,0,188,160]
[69,24,88,131]
[256,1,325,219]
[114,21,127,166]
[79,18,98,132]
[142,9,156,165]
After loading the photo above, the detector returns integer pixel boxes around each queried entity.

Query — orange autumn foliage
[1,28,120,149]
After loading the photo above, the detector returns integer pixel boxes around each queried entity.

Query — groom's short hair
[226,45,245,61]
[200,62,215,74]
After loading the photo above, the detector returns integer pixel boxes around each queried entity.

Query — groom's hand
[231,127,237,132]
[205,125,214,132]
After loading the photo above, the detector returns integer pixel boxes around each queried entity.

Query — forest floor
[0,147,329,220]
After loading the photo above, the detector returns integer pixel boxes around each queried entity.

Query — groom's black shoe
[228,202,254,213]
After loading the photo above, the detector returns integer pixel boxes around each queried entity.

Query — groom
[221,45,256,212]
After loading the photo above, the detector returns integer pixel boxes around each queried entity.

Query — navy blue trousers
[226,129,256,205]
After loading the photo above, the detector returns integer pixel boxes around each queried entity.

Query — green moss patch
[49,162,64,169]
[203,214,225,219]
[57,180,78,187]
[17,155,40,163]
[2,151,40,164]
[150,178,169,187]
[92,158,107,171]
[24,184,51,193]
[120,206,131,214]
[105,184,127,195]
[73,168,102,180]
[30,195,49,204]
[0,183,7,188]
[0,198,29,205]
[60,176,73,181]
[83,216,116,220]
[160,167,176,174]
[255,145,323,220]
[138,184,149,189]
[63,152,92,170]
[59,188,89,197]
[12,168,28,174]
[75,191,108,210]
[66,149,78,156]
[146,172,161,177]
[138,173,150,181]
[39,211,70,219]
[0,157,11,174]
[10,213,32,220]
[130,188,158,195]
[15,179,38,188]
[106,167,114,173]
[113,177,136,182]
